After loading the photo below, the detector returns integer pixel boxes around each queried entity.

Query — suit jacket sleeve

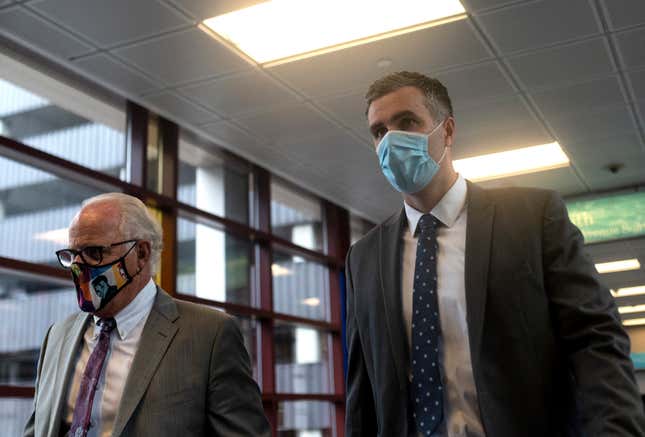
[23,325,52,437]
[345,245,378,436]
[542,191,645,435]
[207,315,271,436]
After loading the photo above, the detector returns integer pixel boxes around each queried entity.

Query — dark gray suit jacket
[345,182,645,436]
[24,287,270,437]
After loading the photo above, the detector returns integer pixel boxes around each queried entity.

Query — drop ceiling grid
[1,0,645,222]
[465,9,595,191]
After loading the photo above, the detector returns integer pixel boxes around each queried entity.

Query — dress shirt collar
[404,174,467,235]
[92,279,157,341]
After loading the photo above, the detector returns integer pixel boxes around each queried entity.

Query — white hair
[82,192,164,274]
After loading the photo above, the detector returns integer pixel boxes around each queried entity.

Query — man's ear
[444,116,455,147]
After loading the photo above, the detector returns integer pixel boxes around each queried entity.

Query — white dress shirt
[64,279,157,437]
[402,175,485,437]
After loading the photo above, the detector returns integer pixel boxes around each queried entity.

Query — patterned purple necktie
[69,317,116,437]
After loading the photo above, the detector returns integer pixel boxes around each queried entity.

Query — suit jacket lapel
[379,208,409,390]
[464,181,495,373]
[49,312,90,437]
[112,288,179,436]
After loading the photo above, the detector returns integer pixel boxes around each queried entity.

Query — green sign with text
[566,192,645,243]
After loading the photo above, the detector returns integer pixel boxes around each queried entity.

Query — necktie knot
[97,317,116,333]
[417,214,439,235]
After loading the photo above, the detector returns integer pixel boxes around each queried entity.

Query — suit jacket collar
[464,181,495,375]
[49,312,90,437]
[378,208,409,390]
[378,180,495,390]
[112,287,179,436]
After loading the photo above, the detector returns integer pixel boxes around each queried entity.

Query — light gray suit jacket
[24,287,270,437]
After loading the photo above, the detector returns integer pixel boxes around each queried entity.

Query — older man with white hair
[24,193,270,437]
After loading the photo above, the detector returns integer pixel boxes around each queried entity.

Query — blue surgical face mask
[376,121,447,194]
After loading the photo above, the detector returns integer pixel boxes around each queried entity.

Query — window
[278,401,334,437]
[178,137,251,224]
[271,179,324,251]
[176,217,255,306]
[0,156,106,266]
[0,53,126,179]
[0,398,33,437]
[0,271,75,386]
[274,322,333,394]
[272,251,330,321]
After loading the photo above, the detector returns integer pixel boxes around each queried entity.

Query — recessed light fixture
[595,259,641,274]
[302,297,321,307]
[623,317,645,326]
[612,285,645,298]
[201,0,467,67]
[271,264,292,276]
[619,304,645,314]
[453,142,570,182]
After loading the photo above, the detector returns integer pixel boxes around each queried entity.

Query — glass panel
[274,322,332,394]
[271,179,324,252]
[176,217,254,306]
[277,401,334,437]
[272,251,330,321]
[350,214,375,245]
[0,398,33,436]
[178,137,251,224]
[0,73,126,179]
[0,271,76,386]
[0,156,106,266]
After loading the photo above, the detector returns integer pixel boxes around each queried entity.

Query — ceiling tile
[317,91,369,133]
[460,0,533,13]
[169,0,266,19]
[478,0,599,54]
[0,6,93,59]
[30,0,188,47]
[270,19,491,99]
[452,95,551,157]
[234,103,338,144]
[630,70,645,99]
[198,120,262,151]
[435,61,517,109]
[142,91,220,125]
[548,105,637,146]
[583,154,645,191]
[566,133,644,162]
[72,53,161,96]
[275,131,376,179]
[477,166,586,196]
[600,0,645,31]
[508,38,614,90]
[530,76,626,118]
[615,27,645,70]
[113,28,249,86]
[179,71,299,118]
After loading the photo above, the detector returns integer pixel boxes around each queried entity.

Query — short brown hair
[365,71,453,121]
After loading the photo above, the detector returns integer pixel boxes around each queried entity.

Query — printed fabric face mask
[70,242,140,313]
[376,121,447,194]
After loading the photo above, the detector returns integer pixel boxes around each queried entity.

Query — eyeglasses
[56,239,138,268]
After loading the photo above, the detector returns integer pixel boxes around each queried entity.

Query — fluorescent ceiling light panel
[595,259,641,274]
[619,304,645,314]
[202,0,467,66]
[453,142,570,182]
[612,285,645,298]
[623,317,645,326]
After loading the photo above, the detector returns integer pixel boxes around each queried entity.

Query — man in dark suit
[24,193,270,437]
[345,71,645,436]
